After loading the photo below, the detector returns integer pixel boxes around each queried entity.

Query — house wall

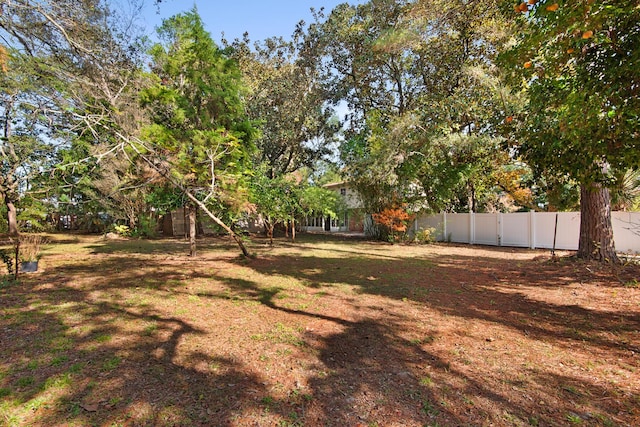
[323,183,363,210]
[320,183,365,232]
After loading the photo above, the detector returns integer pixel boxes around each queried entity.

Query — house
[302,181,366,233]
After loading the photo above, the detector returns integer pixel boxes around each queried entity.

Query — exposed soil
[1,233,639,426]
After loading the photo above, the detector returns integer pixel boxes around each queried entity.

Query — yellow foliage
[495,169,535,209]
[0,45,8,73]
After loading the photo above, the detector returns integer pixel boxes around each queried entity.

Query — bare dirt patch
[1,234,639,426]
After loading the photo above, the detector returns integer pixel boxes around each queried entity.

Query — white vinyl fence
[415,211,640,254]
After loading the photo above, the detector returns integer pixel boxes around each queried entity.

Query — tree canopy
[499,0,640,261]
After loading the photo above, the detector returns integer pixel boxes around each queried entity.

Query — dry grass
[0,233,638,426]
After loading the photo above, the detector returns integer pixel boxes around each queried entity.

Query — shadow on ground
[0,234,638,426]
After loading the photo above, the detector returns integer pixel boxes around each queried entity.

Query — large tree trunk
[577,183,618,263]
[5,197,19,237]
[188,205,197,257]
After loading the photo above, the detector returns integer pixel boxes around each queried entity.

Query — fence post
[529,210,536,249]
[498,212,503,246]
[469,212,475,245]
[442,212,447,242]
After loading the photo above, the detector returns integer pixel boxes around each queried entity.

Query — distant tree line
[0,0,637,261]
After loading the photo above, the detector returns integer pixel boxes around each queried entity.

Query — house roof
[322,181,348,190]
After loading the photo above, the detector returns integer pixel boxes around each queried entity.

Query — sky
[137,0,365,43]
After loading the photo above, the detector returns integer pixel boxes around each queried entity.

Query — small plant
[68,363,85,374]
[113,224,131,237]
[143,322,158,336]
[15,375,35,388]
[19,234,45,262]
[260,396,275,407]
[422,399,439,416]
[419,376,433,386]
[131,216,157,238]
[414,227,437,244]
[108,396,123,406]
[50,355,69,367]
[102,356,121,371]
[94,334,112,343]
[623,279,639,288]
[566,413,583,424]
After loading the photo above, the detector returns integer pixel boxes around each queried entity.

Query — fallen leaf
[81,402,99,412]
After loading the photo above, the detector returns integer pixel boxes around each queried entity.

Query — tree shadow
[2,236,638,425]
[232,248,639,423]
[1,268,291,426]
[241,251,640,355]
[203,270,634,426]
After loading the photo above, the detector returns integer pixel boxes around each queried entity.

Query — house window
[331,214,346,228]
[340,188,346,196]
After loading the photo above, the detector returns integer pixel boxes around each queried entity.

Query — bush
[1,247,15,277]
[372,205,415,243]
[113,224,131,237]
[414,227,437,244]
[131,216,157,239]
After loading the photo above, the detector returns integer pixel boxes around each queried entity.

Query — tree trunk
[267,223,274,246]
[182,191,250,257]
[127,143,250,257]
[577,183,618,263]
[468,182,476,213]
[291,217,296,243]
[183,206,188,240]
[127,210,137,230]
[188,205,197,257]
[6,198,19,237]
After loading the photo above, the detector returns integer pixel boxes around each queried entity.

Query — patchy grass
[0,233,639,426]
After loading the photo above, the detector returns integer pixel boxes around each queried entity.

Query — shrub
[131,216,157,238]
[372,205,415,243]
[113,224,131,237]
[414,227,437,244]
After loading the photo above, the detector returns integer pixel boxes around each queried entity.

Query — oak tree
[499,0,640,261]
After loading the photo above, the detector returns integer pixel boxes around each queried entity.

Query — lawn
[0,233,639,426]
